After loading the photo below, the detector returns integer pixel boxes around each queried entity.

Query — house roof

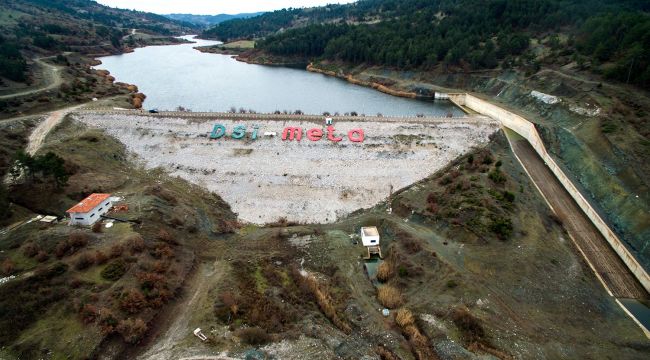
[66,193,111,213]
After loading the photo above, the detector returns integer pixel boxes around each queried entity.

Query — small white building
[66,193,113,226]
[360,226,382,259]
[325,117,333,125]
[361,226,380,246]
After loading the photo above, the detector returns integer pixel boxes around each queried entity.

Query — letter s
[232,125,246,139]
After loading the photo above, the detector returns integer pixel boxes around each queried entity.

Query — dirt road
[139,261,225,360]
[26,105,81,155]
[0,58,64,100]
[507,134,648,300]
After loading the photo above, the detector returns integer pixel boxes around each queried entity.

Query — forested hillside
[0,0,194,83]
[203,0,650,90]
[165,12,263,28]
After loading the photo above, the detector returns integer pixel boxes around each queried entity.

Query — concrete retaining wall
[449,93,650,293]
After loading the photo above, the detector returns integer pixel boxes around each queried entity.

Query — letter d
[210,124,226,139]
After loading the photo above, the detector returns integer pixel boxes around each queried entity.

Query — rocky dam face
[74,113,498,224]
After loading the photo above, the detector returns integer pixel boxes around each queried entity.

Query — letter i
[251,125,259,140]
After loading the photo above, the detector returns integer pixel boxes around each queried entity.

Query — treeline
[577,12,650,89]
[0,36,27,82]
[11,151,69,188]
[210,0,650,89]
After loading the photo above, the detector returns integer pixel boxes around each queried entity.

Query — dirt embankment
[307,64,424,99]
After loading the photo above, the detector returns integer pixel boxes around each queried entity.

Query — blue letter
[210,124,226,139]
[231,125,246,139]
[251,125,259,140]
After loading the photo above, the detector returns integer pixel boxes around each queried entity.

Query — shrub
[109,243,124,258]
[488,169,506,184]
[125,233,145,253]
[395,308,415,328]
[116,318,148,344]
[74,252,95,270]
[377,286,402,309]
[22,243,40,258]
[91,222,102,233]
[101,259,127,281]
[451,307,485,343]
[482,153,494,165]
[156,229,176,245]
[402,238,422,254]
[35,251,49,262]
[151,243,174,259]
[80,303,99,324]
[1,259,16,275]
[376,261,394,282]
[502,191,515,203]
[237,327,271,345]
[376,345,401,360]
[120,289,147,314]
[98,308,119,334]
[490,217,513,240]
[446,279,459,288]
[69,232,90,248]
[94,250,108,264]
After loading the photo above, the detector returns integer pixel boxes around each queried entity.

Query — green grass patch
[254,266,268,293]
[224,40,255,49]
[14,304,103,360]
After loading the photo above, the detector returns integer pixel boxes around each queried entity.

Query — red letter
[348,129,364,142]
[307,128,323,141]
[282,127,302,141]
[326,126,342,142]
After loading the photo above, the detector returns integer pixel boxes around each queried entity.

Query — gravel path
[75,114,498,224]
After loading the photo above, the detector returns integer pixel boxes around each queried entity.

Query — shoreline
[306,63,429,100]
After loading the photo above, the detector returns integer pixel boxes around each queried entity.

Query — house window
[90,213,95,217]
[75,217,84,220]
[98,207,103,211]
[105,202,109,206]
[371,240,376,243]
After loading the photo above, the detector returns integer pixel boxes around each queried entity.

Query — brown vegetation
[120,288,147,314]
[394,308,439,360]
[91,222,103,233]
[124,233,145,253]
[116,318,147,344]
[1,259,15,275]
[377,261,395,282]
[377,285,402,309]
[74,252,95,270]
[296,272,352,333]
[236,327,271,345]
[376,344,403,360]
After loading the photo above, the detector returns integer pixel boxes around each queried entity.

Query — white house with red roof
[66,193,113,226]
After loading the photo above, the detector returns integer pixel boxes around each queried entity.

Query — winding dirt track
[0,58,63,100]
[508,135,647,300]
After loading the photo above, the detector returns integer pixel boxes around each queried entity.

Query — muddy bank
[307,63,430,100]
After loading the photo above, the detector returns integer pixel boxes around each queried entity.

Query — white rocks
[530,90,561,105]
[74,114,497,224]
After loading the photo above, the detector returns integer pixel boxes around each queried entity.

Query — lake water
[95,36,462,116]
